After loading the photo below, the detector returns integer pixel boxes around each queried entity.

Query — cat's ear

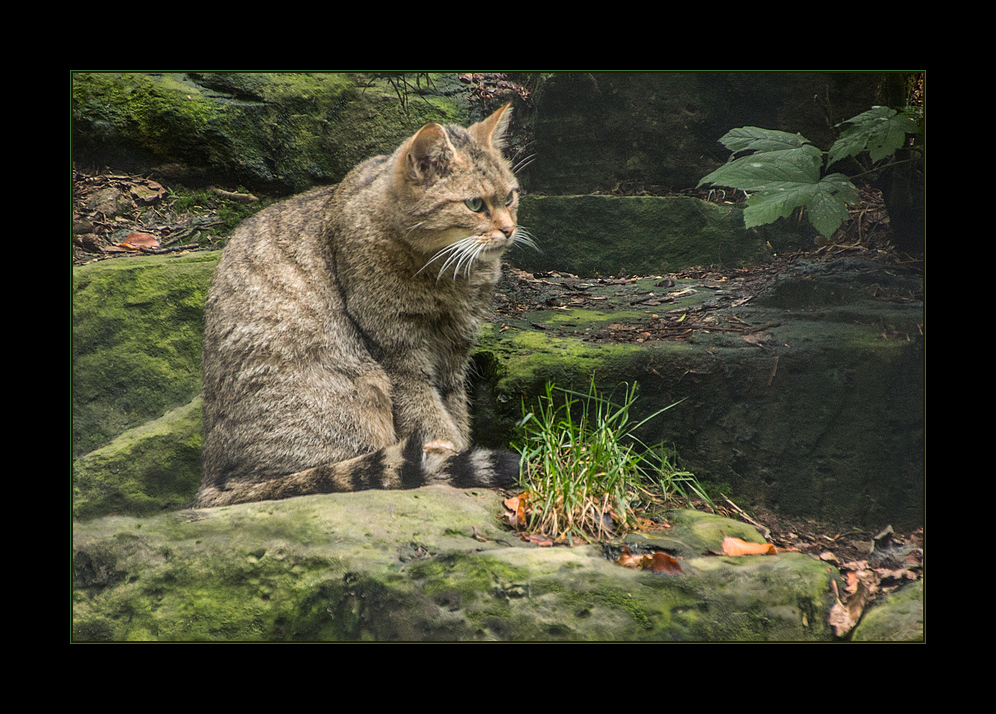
[471,103,512,150]
[402,122,456,183]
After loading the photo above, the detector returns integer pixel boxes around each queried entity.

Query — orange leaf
[504,493,531,528]
[722,536,777,556]
[615,546,683,574]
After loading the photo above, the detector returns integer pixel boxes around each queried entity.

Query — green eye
[506,191,516,207]
[464,198,485,212]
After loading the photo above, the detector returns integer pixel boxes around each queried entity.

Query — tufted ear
[402,122,456,182]
[470,103,512,150]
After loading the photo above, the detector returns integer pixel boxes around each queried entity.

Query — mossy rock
[515,194,777,275]
[73,398,203,520]
[73,252,218,458]
[72,488,845,641]
[72,250,923,530]
[851,580,924,642]
[72,72,469,193]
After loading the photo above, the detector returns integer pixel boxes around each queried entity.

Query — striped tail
[196,437,521,507]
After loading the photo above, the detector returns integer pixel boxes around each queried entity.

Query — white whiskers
[416,228,539,281]
[418,235,490,280]
[510,142,537,176]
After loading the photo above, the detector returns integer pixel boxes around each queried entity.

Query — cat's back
[201,184,359,481]
[208,185,336,296]
[205,185,342,346]
[200,168,403,490]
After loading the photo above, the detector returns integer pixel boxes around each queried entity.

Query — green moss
[542,308,649,326]
[565,584,662,632]
[408,552,530,605]
[674,553,840,640]
[504,330,644,380]
[73,398,204,520]
[515,194,772,275]
[852,580,923,641]
[72,72,216,162]
[73,253,218,456]
[73,72,471,193]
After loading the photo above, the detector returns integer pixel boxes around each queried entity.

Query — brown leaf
[115,232,160,251]
[504,493,529,527]
[616,546,643,568]
[645,551,683,574]
[615,546,682,574]
[130,181,166,204]
[829,574,873,637]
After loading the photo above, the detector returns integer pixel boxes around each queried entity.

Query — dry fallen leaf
[829,574,873,637]
[721,535,778,556]
[645,551,683,574]
[130,181,166,204]
[616,546,683,574]
[616,546,643,568]
[503,494,528,527]
[114,232,160,251]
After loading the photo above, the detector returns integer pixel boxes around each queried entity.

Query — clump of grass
[512,379,711,544]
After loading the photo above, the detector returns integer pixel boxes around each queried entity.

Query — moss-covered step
[72,487,848,642]
[71,72,472,193]
[72,251,922,530]
[513,194,814,276]
[475,258,923,531]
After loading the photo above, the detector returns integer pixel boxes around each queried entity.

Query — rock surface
[73,247,923,530]
[71,249,923,641]
[73,487,856,641]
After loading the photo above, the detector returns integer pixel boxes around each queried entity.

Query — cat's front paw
[422,439,459,457]
[421,438,459,473]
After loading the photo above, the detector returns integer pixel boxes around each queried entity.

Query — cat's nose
[495,213,515,238]
[492,206,515,238]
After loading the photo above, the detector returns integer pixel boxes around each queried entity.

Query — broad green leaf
[698,144,823,190]
[827,126,869,167]
[828,106,921,166]
[743,173,858,237]
[742,182,817,229]
[807,181,856,237]
[819,172,861,204]
[718,126,810,154]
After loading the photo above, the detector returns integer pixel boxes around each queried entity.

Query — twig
[140,243,200,255]
[722,495,770,539]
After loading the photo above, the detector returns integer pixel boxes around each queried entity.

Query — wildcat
[197,104,532,507]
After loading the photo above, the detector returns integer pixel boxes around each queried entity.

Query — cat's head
[394,104,535,279]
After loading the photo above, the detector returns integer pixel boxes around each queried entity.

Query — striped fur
[196,438,521,507]
[197,105,524,507]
